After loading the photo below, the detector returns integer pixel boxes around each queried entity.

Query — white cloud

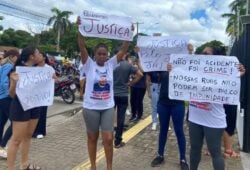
[0,0,235,47]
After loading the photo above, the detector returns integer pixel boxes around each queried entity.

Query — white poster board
[16,66,55,111]
[137,36,189,72]
[79,10,133,41]
[169,54,240,105]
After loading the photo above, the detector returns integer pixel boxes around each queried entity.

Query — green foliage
[38,44,56,53]
[47,7,73,51]
[0,16,3,31]
[195,40,224,54]
[0,28,35,48]
[221,0,248,37]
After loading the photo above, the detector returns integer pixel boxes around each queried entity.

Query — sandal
[20,163,41,170]
[224,150,240,158]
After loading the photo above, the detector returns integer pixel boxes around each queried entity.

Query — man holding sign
[168,46,245,170]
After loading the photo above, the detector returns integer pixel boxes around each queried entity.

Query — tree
[195,40,225,54]
[47,7,73,52]
[222,0,247,37]
[0,16,3,31]
[0,28,35,48]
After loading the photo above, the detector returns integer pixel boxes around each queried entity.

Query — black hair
[213,46,226,55]
[15,46,36,66]
[94,43,108,54]
[41,53,50,64]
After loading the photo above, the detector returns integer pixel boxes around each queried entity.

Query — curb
[47,106,83,118]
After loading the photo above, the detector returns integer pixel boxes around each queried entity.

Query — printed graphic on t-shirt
[91,68,111,100]
[190,101,211,111]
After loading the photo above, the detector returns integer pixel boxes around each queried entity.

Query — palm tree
[47,8,73,52]
[0,16,4,31]
[222,0,247,37]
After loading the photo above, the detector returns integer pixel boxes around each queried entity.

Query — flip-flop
[224,150,240,158]
[20,163,41,170]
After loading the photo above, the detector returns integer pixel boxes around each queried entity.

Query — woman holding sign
[77,16,133,170]
[168,46,245,170]
[7,47,44,170]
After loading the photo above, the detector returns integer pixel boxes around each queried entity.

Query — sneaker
[126,109,131,115]
[0,148,7,159]
[180,160,189,170]
[36,134,44,139]
[151,155,164,167]
[114,142,125,149]
[152,123,157,130]
[129,116,137,122]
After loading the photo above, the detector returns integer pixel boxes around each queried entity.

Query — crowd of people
[0,16,246,170]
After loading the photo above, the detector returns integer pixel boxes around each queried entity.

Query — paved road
[0,96,247,170]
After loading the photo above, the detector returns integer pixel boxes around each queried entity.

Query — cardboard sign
[16,66,55,111]
[169,54,241,105]
[137,36,189,72]
[79,10,133,41]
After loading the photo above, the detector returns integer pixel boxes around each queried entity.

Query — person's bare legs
[20,119,39,168]
[223,132,240,158]
[102,131,113,170]
[87,132,99,170]
[114,109,117,128]
[7,121,29,170]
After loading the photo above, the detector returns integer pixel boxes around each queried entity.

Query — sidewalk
[0,97,246,170]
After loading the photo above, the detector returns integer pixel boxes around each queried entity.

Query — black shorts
[224,104,237,136]
[9,97,41,122]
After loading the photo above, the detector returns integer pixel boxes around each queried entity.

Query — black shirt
[147,71,162,83]
[158,72,184,106]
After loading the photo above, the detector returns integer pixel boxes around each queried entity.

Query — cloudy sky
[0,0,233,47]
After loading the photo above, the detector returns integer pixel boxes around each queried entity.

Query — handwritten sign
[16,66,55,111]
[137,36,189,72]
[79,10,133,41]
[169,54,241,105]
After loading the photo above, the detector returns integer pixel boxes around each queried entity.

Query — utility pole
[133,22,144,35]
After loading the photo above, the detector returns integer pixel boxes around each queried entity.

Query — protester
[146,71,161,130]
[7,47,45,170]
[113,52,142,148]
[0,49,19,159]
[77,16,133,170]
[150,71,189,170]
[129,57,146,122]
[33,53,55,139]
[186,46,245,170]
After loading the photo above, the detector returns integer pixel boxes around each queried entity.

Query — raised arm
[116,24,134,62]
[116,41,129,62]
[77,16,89,64]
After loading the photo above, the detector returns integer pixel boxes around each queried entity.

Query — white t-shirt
[81,56,118,110]
[78,64,86,80]
[188,101,227,128]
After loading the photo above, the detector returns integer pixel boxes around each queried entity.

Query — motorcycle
[54,77,76,104]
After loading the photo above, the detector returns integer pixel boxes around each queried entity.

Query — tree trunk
[56,27,61,52]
